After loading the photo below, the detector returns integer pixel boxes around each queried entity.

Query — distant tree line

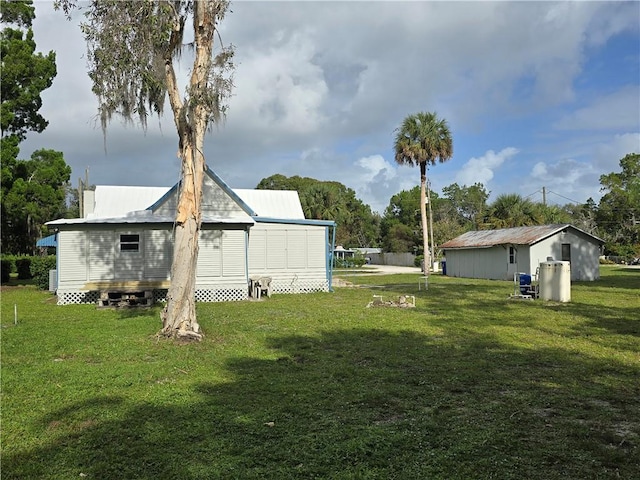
[257,153,639,261]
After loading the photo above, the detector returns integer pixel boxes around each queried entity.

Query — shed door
[507,245,518,280]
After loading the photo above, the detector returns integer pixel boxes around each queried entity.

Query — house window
[561,243,571,262]
[509,246,516,264]
[120,234,140,252]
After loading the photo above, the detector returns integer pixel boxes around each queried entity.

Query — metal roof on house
[88,186,171,219]
[49,172,315,227]
[82,185,305,220]
[440,224,604,249]
[233,189,305,219]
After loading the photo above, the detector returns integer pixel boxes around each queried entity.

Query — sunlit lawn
[1,266,638,479]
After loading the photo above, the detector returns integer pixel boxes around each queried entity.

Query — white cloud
[554,86,640,131]
[455,148,519,187]
[522,131,640,205]
[523,156,598,204]
[229,29,328,135]
[531,162,548,178]
[355,155,396,181]
[351,155,404,214]
[19,1,640,213]
[593,133,640,170]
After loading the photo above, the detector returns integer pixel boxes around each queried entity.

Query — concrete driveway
[337,264,423,275]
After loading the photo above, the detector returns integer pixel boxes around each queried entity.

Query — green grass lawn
[1,266,638,479]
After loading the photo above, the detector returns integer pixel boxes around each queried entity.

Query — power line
[523,189,541,200]
[546,189,582,205]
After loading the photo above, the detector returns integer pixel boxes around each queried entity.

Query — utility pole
[78,167,89,217]
[542,186,546,205]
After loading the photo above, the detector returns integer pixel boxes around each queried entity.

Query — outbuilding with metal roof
[440,224,604,281]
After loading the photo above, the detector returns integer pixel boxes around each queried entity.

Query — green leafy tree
[1,0,56,141]
[394,112,453,273]
[303,183,347,221]
[431,216,467,253]
[257,174,380,248]
[385,223,416,253]
[57,0,235,340]
[564,198,598,235]
[596,153,640,257]
[2,149,71,254]
[256,174,301,191]
[1,0,57,254]
[536,203,572,225]
[380,185,460,256]
[380,187,421,253]
[441,182,489,230]
[485,193,542,229]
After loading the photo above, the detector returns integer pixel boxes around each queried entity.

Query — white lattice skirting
[57,290,100,305]
[273,279,329,294]
[57,287,248,305]
[57,281,327,305]
[195,288,248,302]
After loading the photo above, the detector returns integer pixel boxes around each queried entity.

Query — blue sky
[21,1,640,214]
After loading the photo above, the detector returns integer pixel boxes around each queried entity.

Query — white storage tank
[48,269,57,293]
[539,261,571,302]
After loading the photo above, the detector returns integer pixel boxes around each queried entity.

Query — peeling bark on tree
[159,1,219,341]
[160,142,204,340]
[59,0,233,340]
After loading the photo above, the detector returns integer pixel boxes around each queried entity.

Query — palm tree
[394,112,453,274]
[486,193,541,228]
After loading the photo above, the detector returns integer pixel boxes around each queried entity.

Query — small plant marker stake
[14,304,17,325]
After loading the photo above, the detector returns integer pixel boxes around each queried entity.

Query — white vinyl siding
[248,229,267,270]
[307,231,326,268]
[153,193,177,217]
[267,230,287,270]
[58,231,87,283]
[203,181,247,218]
[532,231,600,281]
[286,230,307,269]
[222,230,246,276]
[197,230,223,278]
[195,228,247,295]
[250,224,328,272]
[153,175,250,219]
[89,231,115,281]
[247,223,329,293]
[114,230,145,280]
[145,229,172,279]
[445,246,509,280]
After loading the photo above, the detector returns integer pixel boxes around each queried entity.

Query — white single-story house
[47,167,336,305]
[440,224,604,281]
[333,245,356,260]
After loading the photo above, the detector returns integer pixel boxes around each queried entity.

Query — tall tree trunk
[160,1,217,340]
[160,139,204,340]
[427,176,435,271]
[420,162,430,275]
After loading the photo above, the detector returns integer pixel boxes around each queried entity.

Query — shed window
[120,234,140,252]
[509,246,516,264]
[561,243,571,262]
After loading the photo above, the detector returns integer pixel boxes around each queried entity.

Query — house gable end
[150,167,255,219]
